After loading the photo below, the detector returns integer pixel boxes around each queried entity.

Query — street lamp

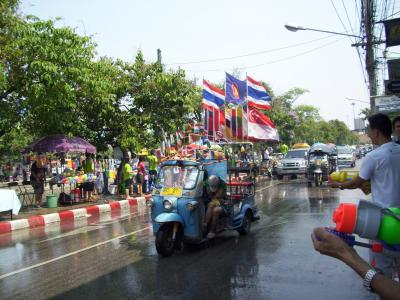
[284,24,362,39]
[285,23,378,114]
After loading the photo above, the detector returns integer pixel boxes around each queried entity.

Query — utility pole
[157,49,162,64]
[362,0,377,113]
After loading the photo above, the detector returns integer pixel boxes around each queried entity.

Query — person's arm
[311,227,400,300]
[329,175,366,190]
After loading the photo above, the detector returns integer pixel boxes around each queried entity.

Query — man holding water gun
[312,227,400,299]
[329,113,400,281]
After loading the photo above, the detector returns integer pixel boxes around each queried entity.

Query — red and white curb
[0,195,151,235]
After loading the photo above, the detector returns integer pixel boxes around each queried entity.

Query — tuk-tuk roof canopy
[309,143,337,155]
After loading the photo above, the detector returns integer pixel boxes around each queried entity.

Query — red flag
[218,110,226,140]
[247,108,279,141]
[231,107,237,141]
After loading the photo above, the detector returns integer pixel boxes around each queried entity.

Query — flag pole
[245,73,249,143]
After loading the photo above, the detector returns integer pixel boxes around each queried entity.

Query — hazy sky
[20,0,399,129]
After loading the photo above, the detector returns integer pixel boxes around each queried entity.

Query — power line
[330,0,356,41]
[379,9,400,21]
[165,35,337,66]
[341,0,356,37]
[184,37,345,72]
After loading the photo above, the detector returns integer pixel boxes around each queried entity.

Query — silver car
[276,148,308,179]
[337,146,356,168]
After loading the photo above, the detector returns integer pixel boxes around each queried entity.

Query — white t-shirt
[264,149,270,159]
[359,142,400,207]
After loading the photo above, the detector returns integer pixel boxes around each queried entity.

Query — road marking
[0,226,151,280]
[37,210,149,243]
[255,182,280,193]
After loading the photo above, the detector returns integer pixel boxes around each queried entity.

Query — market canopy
[24,134,96,154]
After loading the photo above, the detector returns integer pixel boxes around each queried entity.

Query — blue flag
[226,73,246,105]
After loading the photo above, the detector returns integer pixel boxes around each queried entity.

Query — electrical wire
[330,0,355,41]
[379,9,400,21]
[337,0,368,92]
[341,0,356,37]
[183,37,346,73]
[164,35,338,66]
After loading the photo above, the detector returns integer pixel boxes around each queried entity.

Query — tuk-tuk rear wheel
[237,211,252,235]
[156,224,175,257]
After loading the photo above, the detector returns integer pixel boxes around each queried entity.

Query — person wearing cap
[203,175,226,239]
[329,113,400,279]
[311,227,400,299]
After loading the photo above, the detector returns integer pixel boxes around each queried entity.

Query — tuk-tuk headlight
[163,200,173,210]
[186,201,199,211]
[146,199,155,207]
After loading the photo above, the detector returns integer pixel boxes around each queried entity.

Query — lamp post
[351,102,356,130]
[284,24,362,39]
[285,23,378,114]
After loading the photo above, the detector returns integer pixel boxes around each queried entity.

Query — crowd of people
[117,150,158,199]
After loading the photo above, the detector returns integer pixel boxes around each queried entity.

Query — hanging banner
[384,18,400,47]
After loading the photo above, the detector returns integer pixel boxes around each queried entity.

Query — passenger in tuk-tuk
[203,175,227,239]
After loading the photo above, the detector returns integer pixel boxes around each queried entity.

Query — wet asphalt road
[0,177,374,300]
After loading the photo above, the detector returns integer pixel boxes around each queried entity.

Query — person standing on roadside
[122,157,134,199]
[147,149,158,191]
[392,116,400,144]
[136,156,146,196]
[30,153,47,209]
[82,153,95,201]
[329,113,400,279]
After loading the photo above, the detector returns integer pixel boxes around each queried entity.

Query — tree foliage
[0,1,358,161]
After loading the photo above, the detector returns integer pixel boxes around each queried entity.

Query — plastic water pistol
[328,200,400,253]
[328,171,371,195]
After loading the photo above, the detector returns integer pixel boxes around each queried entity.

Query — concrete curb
[0,195,151,234]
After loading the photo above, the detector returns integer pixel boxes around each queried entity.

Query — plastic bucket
[46,195,58,208]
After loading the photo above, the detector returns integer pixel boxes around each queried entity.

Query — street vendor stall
[24,134,96,206]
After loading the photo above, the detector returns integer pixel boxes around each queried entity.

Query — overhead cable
[165,35,337,66]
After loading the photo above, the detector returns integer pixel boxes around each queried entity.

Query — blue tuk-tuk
[146,158,259,256]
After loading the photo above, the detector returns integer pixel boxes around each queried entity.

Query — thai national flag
[247,76,271,110]
[202,80,225,110]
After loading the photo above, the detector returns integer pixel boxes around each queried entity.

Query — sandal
[207,232,216,239]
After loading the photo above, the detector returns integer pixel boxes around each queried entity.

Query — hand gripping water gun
[329,171,359,182]
[328,171,371,195]
[329,200,400,253]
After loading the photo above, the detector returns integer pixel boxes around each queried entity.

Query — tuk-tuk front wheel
[156,223,175,257]
[237,211,252,235]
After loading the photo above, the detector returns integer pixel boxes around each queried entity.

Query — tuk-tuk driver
[203,175,226,239]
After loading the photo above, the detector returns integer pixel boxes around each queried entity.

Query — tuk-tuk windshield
[157,165,199,190]
[309,153,328,161]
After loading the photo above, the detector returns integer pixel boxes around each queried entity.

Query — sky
[19,0,400,129]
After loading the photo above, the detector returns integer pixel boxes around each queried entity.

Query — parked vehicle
[307,143,338,187]
[147,158,259,256]
[276,148,309,179]
[337,145,356,168]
